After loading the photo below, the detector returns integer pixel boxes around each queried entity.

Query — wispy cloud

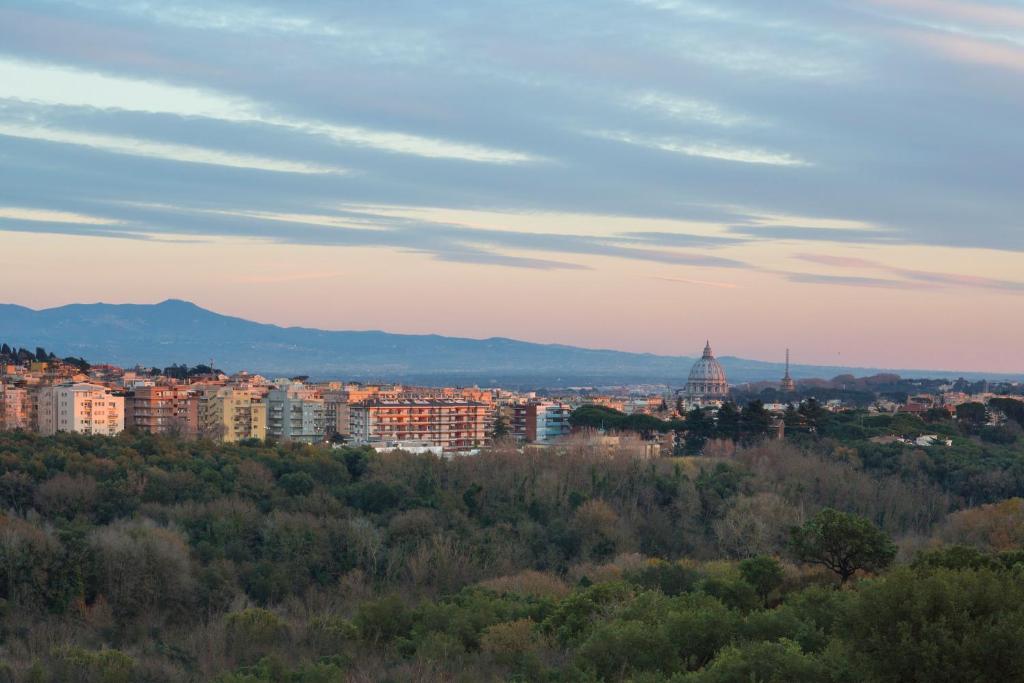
[0,206,121,225]
[592,130,811,166]
[655,275,739,289]
[0,123,350,174]
[784,273,922,289]
[0,200,747,271]
[0,57,538,163]
[628,92,756,127]
[794,252,1024,292]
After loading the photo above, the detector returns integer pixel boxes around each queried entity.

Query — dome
[685,341,728,399]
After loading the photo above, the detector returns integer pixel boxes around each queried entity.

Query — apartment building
[349,399,490,452]
[513,401,572,443]
[266,382,326,443]
[0,383,31,431]
[322,389,352,440]
[124,385,198,436]
[197,387,267,442]
[36,383,125,436]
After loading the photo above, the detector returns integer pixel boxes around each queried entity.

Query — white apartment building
[36,383,124,436]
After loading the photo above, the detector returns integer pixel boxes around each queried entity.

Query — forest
[1,414,1024,681]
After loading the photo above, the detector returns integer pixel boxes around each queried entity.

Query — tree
[491,414,510,440]
[954,401,987,432]
[739,401,772,444]
[837,567,1024,682]
[798,398,825,431]
[715,402,741,441]
[783,403,802,431]
[683,407,715,454]
[739,555,784,606]
[788,508,896,585]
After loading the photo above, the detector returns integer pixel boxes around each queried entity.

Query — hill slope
[0,300,1017,385]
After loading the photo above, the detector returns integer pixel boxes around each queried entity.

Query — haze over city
[1,0,1022,374]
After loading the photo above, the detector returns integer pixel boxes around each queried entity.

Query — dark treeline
[0,430,1023,680]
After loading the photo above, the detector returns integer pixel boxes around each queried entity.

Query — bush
[225,608,291,666]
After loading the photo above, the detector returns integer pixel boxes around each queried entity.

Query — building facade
[36,383,125,436]
[684,341,729,401]
[124,385,198,436]
[0,383,31,431]
[349,399,490,452]
[266,383,326,443]
[197,387,267,442]
[519,401,572,443]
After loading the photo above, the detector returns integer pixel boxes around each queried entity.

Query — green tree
[715,403,740,441]
[739,555,784,606]
[490,414,510,440]
[954,403,987,430]
[683,407,715,455]
[788,508,896,585]
[740,400,772,444]
[798,399,825,431]
[836,567,1024,682]
[683,640,828,683]
[279,471,315,496]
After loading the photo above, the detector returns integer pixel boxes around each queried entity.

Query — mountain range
[0,300,1019,387]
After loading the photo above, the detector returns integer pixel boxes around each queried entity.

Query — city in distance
[2,0,1023,681]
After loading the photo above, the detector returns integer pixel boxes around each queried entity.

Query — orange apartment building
[124,385,199,436]
[0,383,31,431]
[349,399,491,452]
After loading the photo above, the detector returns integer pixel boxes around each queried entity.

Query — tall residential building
[197,387,267,442]
[322,389,352,440]
[266,383,326,443]
[519,401,572,443]
[36,383,125,436]
[349,399,490,452]
[0,383,31,431]
[124,386,198,436]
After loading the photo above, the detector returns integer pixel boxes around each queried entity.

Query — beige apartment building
[197,387,267,442]
[349,398,491,452]
[322,389,352,440]
[36,383,125,436]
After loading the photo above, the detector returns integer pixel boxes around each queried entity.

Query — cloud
[0,199,747,271]
[0,57,539,163]
[0,0,1022,275]
[784,273,923,289]
[616,231,748,248]
[655,276,739,289]
[905,31,1024,73]
[0,123,350,174]
[793,253,884,268]
[628,92,756,127]
[794,252,1024,292]
[0,206,121,225]
[868,0,1024,31]
[730,225,895,243]
[592,130,812,166]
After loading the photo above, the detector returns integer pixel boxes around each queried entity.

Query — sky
[0,0,1022,374]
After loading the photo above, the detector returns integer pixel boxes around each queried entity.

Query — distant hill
[0,300,1019,386]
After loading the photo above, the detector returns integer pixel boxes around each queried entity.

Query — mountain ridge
[1,300,1020,386]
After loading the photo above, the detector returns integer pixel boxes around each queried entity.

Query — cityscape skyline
[1,1,1023,373]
